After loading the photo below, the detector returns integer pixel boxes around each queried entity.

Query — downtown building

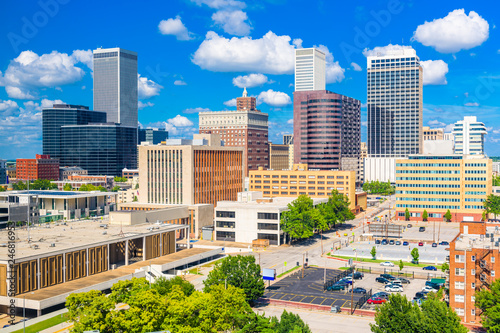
[199,88,269,176]
[452,116,487,155]
[293,48,361,185]
[16,154,60,181]
[365,47,423,183]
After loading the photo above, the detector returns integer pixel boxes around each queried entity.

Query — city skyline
[1,0,499,159]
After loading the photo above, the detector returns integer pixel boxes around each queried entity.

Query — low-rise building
[449,220,500,324]
[117,188,137,203]
[249,164,366,213]
[395,154,492,222]
[122,168,138,180]
[214,192,328,245]
[59,166,88,180]
[16,154,59,181]
[422,126,444,141]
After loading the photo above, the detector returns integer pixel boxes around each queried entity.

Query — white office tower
[452,116,487,155]
[294,48,326,92]
[93,47,138,128]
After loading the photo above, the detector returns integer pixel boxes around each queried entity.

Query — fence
[355,266,447,280]
[324,267,353,290]
[352,289,373,313]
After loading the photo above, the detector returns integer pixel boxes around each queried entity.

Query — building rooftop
[216,196,328,210]
[0,190,114,198]
[0,219,185,260]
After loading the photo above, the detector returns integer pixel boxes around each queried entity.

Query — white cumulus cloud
[464,102,480,107]
[351,62,362,71]
[174,80,187,86]
[315,45,345,83]
[412,9,489,53]
[223,98,237,107]
[428,119,446,127]
[363,44,412,57]
[138,74,163,99]
[0,99,19,116]
[287,119,293,125]
[138,101,154,109]
[232,73,268,88]
[169,115,194,127]
[421,60,449,85]
[183,107,211,114]
[257,89,291,107]
[192,31,297,74]
[212,10,252,36]
[158,16,195,41]
[190,0,246,9]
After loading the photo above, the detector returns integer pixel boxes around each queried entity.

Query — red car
[418,242,424,246]
[367,297,387,305]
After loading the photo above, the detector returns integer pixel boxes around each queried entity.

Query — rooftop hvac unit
[50,243,55,247]
[102,231,107,235]
[32,244,39,249]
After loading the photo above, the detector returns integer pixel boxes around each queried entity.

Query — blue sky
[0,0,499,159]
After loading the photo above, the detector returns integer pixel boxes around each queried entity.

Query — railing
[324,267,353,290]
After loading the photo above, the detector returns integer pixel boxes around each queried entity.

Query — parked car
[339,278,353,285]
[415,292,427,299]
[381,239,388,245]
[398,277,411,284]
[380,261,395,267]
[423,266,437,271]
[389,240,395,245]
[367,297,387,304]
[403,241,409,246]
[350,287,367,294]
[422,286,439,293]
[380,274,396,280]
[395,241,402,245]
[425,281,442,288]
[391,279,403,285]
[432,243,438,247]
[419,227,426,232]
[375,239,381,245]
[372,291,390,299]
[440,241,449,246]
[349,272,364,280]
[328,284,346,291]
[411,259,419,264]
[412,298,423,306]
[376,277,391,284]
[407,224,412,228]
[418,242,424,246]
[385,285,403,292]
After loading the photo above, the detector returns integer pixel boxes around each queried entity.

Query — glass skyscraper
[93,48,138,128]
[367,47,423,157]
[138,127,169,144]
[42,104,107,159]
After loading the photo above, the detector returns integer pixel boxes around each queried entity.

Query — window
[258,223,278,230]
[455,268,464,276]
[455,308,464,316]
[492,257,496,263]
[471,269,475,275]
[471,309,475,316]
[216,221,235,228]
[471,255,476,262]
[455,255,464,262]
[492,270,496,277]
[257,212,278,220]
[471,296,475,302]
[454,281,464,289]
[454,295,464,302]
[472,282,475,288]
[216,211,235,218]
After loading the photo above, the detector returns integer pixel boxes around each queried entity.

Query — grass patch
[201,258,224,268]
[11,313,68,333]
[187,268,203,275]
[277,265,300,278]
[338,267,350,270]
[327,254,443,270]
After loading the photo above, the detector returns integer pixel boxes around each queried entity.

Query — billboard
[262,268,276,281]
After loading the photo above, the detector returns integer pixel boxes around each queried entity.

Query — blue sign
[263,268,276,281]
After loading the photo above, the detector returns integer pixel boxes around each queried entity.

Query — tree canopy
[203,255,264,303]
[370,292,467,333]
[63,183,73,191]
[484,194,500,219]
[114,176,128,183]
[13,179,57,190]
[411,248,419,263]
[476,278,500,332]
[444,209,452,222]
[317,190,355,229]
[79,184,107,192]
[362,181,395,195]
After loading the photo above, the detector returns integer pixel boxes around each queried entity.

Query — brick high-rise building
[16,154,59,181]
[199,88,269,176]
[449,220,500,325]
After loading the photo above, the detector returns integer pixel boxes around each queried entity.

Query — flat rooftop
[0,220,186,260]
[0,190,114,198]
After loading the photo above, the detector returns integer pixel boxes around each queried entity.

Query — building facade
[423,126,444,141]
[59,166,88,180]
[199,89,269,176]
[283,134,293,145]
[249,164,366,212]
[452,116,487,155]
[293,90,361,178]
[0,160,6,184]
[367,47,423,158]
[42,104,107,159]
[16,154,59,181]
[138,134,243,207]
[395,155,492,222]
[269,144,290,170]
[138,127,169,144]
[93,47,138,128]
[295,48,326,92]
[448,220,500,324]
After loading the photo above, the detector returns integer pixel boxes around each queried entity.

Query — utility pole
[324,259,326,284]
[302,253,305,279]
[438,219,441,243]
[433,219,436,243]
[350,266,355,315]
[320,230,323,255]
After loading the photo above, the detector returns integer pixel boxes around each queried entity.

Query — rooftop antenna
[118,221,125,237]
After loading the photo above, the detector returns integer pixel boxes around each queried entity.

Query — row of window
[396,177,460,181]
[397,170,459,174]
[253,180,346,185]
[396,204,460,209]
[251,174,347,179]
[397,163,461,167]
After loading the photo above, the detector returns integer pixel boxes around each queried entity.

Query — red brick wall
[396,210,483,223]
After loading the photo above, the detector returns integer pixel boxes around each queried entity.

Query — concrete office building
[249,164,367,213]
[452,116,487,155]
[93,48,138,128]
[395,155,492,222]
[16,155,59,181]
[295,48,326,92]
[138,127,168,144]
[283,135,294,170]
[199,89,269,176]
[448,220,500,324]
[360,142,367,182]
[423,140,454,155]
[492,162,500,175]
[423,126,444,141]
[366,47,423,182]
[59,166,88,180]
[283,134,293,145]
[139,134,243,207]
[269,144,290,170]
[214,191,328,245]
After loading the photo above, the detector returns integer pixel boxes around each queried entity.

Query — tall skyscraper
[283,134,293,145]
[138,127,169,144]
[199,89,269,176]
[295,48,326,92]
[93,47,138,128]
[367,47,423,157]
[452,116,487,155]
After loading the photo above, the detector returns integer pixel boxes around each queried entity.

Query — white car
[422,286,439,293]
[385,285,403,292]
[380,261,395,267]
[392,279,402,284]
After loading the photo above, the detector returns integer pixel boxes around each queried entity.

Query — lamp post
[23,295,26,333]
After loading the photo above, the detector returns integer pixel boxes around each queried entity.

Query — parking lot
[264,267,365,309]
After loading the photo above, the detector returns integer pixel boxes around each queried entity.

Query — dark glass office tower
[60,124,137,176]
[42,104,106,159]
[138,127,169,144]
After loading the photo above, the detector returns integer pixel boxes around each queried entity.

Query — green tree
[31,179,57,190]
[0,186,5,192]
[12,181,27,190]
[420,290,467,333]
[362,180,395,195]
[111,186,120,192]
[152,276,195,297]
[405,208,410,221]
[441,262,449,273]
[272,310,312,333]
[493,175,500,186]
[476,279,500,332]
[411,248,419,264]
[444,209,452,222]
[422,210,428,222]
[399,260,404,271]
[66,289,114,333]
[370,246,377,260]
[280,195,315,242]
[484,194,500,219]
[317,190,355,229]
[203,255,264,303]
[135,183,139,189]
[63,183,73,191]
[114,176,128,182]
[133,195,138,202]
